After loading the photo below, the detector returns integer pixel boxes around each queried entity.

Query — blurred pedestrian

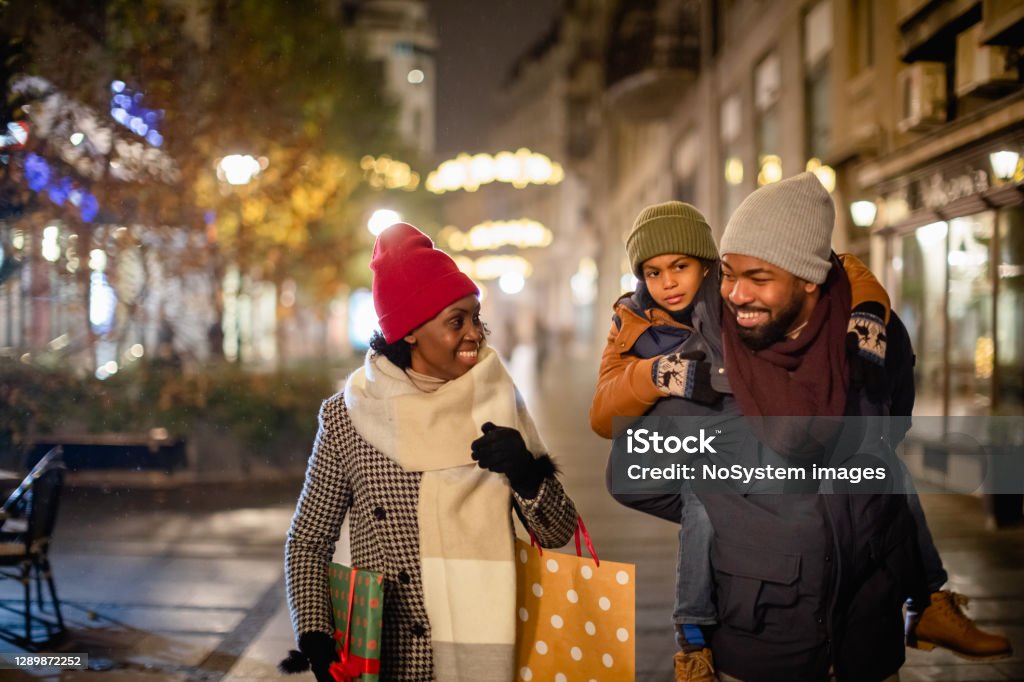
[282,223,578,682]
[154,312,182,370]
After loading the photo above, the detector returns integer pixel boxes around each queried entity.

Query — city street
[0,350,1021,681]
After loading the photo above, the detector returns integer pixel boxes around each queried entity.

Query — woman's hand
[298,631,338,682]
[471,422,556,499]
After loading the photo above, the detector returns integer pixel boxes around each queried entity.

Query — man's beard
[733,292,805,351]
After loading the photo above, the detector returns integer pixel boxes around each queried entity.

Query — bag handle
[574,516,599,567]
[527,515,599,566]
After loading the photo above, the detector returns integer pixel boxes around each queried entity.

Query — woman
[282,223,578,682]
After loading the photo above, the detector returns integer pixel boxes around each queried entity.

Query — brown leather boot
[909,590,1012,660]
[673,647,717,682]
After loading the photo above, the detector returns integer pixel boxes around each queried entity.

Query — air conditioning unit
[897,62,947,133]
[956,24,1017,97]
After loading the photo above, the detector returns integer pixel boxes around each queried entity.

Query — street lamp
[368,209,401,236]
[214,153,266,363]
[989,150,1020,182]
[218,154,263,186]
[849,200,878,228]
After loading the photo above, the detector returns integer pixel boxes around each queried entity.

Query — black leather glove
[299,631,337,682]
[651,350,722,406]
[471,422,556,499]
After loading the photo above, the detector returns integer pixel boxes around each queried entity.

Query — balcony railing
[604,0,700,120]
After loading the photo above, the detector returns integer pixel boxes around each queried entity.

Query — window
[754,52,781,185]
[720,93,745,220]
[894,210,1021,417]
[803,0,833,160]
[897,221,947,415]
[947,213,994,416]
[997,207,1024,414]
[850,0,873,74]
[673,132,699,203]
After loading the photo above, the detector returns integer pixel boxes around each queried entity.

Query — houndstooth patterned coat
[285,394,578,681]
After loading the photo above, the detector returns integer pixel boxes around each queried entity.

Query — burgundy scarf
[722,259,851,459]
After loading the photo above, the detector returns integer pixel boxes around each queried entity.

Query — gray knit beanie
[626,201,718,275]
[719,172,834,284]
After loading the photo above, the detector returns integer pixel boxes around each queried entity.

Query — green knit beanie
[626,201,718,275]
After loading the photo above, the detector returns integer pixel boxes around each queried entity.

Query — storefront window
[898,221,947,415]
[997,207,1024,414]
[720,93,745,220]
[947,213,994,416]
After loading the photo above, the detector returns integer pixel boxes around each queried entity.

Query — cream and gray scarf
[344,345,545,681]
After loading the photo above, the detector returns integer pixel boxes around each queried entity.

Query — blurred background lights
[442,219,553,252]
[347,289,378,350]
[88,248,107,271]
[498,272,525,295]
[470,255,532,280]
[130,343,145,358]
[42,225,61,262]
[407,69,425,84]
[989,150,1020,181]
[850,200,878,228]
[805,158,836,193]
[89,271,117,334]
[368,209,402,236]
[426,148,564,194]
[361,154,420,190]
[916,221,948,247]
[757,155,783,186]
[570,257,598,305]
[218,154,262,186]
[620,272,638,292]
[724,157,744,185]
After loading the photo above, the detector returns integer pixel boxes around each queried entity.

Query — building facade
[837,0,1024,419]
[353,0,437,157]
[486,0,1022,422]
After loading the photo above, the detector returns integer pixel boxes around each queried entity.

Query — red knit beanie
[371,223,479,343]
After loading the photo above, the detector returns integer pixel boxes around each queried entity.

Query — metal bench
[25,430,186,474]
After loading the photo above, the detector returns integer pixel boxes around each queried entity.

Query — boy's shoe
[907,590,1012,660]
[673,647,717,682]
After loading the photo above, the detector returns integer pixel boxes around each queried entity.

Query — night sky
[429,0,563,157]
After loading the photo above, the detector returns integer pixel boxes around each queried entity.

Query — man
[701,172,1009,681]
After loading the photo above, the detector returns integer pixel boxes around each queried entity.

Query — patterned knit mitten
[848,302,886,366]
[652,351,720,405]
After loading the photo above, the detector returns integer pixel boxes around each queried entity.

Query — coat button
[824,554,831,562]
[817,617,824,624]
[398,570,411,585]
[411,623,427,637]
[373,506,386,520]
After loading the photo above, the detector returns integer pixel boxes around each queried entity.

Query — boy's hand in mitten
[652,351,722,405]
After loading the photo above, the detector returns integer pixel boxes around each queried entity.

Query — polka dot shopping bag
[515,516,635,681]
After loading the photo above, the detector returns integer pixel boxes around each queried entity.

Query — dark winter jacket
[697,310,926,682]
